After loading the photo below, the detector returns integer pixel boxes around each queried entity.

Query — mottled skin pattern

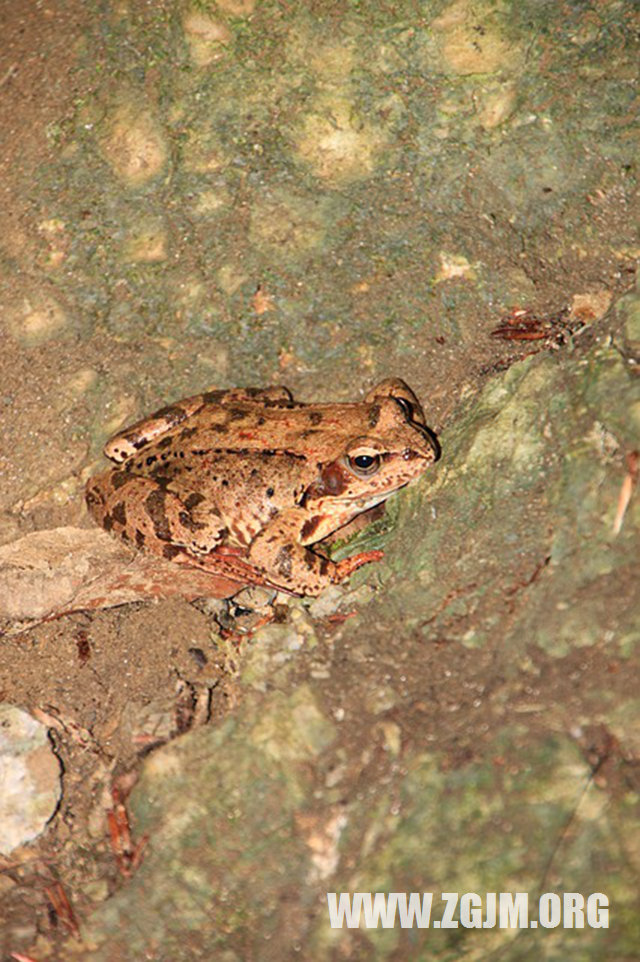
[86,379,440,596]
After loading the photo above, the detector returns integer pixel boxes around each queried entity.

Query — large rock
[64,342,639,960]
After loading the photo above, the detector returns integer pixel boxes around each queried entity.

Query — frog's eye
[346,451,381,477]
[393,395,414,420]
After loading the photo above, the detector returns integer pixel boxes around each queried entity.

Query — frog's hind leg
[85,472,227,561]
[104,386,295,463]
[104,394,215,463]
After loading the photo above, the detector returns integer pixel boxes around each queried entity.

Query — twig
[0,64,18,88]
[613,450,638,535]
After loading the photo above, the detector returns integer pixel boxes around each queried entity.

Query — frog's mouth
[350,491,399,511]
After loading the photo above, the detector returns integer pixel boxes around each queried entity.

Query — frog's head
[301,379,440,523]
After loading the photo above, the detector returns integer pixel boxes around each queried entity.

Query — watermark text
[326,892,609,929]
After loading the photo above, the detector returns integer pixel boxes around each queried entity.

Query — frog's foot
[183,550,271,590]
[246,531,383,596]
[333,550,384,582]
[245,509,384,596]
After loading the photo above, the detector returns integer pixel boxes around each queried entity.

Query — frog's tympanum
[86,379,440,596]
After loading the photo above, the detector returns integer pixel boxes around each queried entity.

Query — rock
[569,289,613,324]
[476,81,517,129]
[389,343,640,660]
[122,220,168,263]
[182,11,231,67]
[61,367,100,403]
[98,98,168,186]
[59,687,335,958]
[434,251,476,283]
[0,704,62,854]
[431,0,520,76]
[0,527,249,623]
[9,293,69,345]
[295,97,385,183]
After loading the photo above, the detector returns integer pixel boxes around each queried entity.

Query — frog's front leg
[86,472,226,560]
[247,509,383,597]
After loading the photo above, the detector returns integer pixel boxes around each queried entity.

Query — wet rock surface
[0,0,638,959]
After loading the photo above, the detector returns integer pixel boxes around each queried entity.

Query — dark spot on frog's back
[85,484,103,507]
[135,530,146,548]
[368,404,381,428]
[184,491,206,511]
[163,543,182,560]
[202,390,226,405]
[183,509,208,532]
[308,411,323,425]
[111,501,127,526]
[154,403,189,427]
[263,397,296,409]
[111,471,131,490]
[145,488,172,541]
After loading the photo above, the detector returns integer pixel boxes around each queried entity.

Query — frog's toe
[188,540,215,555]
[334,550,384,582]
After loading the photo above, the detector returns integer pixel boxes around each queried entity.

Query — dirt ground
[0,1,638,959]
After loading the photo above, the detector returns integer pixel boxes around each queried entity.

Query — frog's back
[120,397,372,475]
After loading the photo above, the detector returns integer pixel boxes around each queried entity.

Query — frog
[85,378,440,597]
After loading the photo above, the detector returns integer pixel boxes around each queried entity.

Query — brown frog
[85,378,440,597]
